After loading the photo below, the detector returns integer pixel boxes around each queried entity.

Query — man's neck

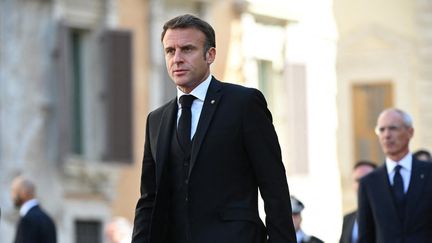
[387,150,410,162]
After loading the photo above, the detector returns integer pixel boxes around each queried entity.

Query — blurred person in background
[413,149,431,162]
[10,175,56,243]
[339,160,376,243]
[105,217,132,243]
[358,108,432,243]
[290,196,324,243]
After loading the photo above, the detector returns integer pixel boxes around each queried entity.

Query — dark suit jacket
[357,158,432,243]
[14,205,56,243]
[339,211,356,243]
[132,78,296,243]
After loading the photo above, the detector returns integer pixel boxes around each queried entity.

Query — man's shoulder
[413,159,432,183]
[217,80,258,94]
[26,205,49,217]
[23,206,54,225]
[148,98,176,117]
[215,80,266,106]
[343,210,357,220]
[413,158,432,169]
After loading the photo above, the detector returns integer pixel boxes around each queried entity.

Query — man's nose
[173,50,183,63]
[382,128,392,138]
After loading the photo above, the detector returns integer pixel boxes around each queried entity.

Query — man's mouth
[173,69,187,75]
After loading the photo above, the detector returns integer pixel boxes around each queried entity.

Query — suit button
[185,196,189,202]
[184,179,189,184]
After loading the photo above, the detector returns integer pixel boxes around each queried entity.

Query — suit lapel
[376,165,403,226]
[188,78,223,177]
[155,99,177,184]
[404,159,429,229]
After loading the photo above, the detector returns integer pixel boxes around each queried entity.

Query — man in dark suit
[131,14,296,243]
[357,108,432,243]
[339,161,376,243]
[11,176,57,243]
[413,149,432,162]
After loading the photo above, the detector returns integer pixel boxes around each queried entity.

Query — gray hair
[379,108,413,128]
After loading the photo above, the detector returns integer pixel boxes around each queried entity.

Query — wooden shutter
[54,22,73,161]
[352,82,393,164]
[101,29,133,162]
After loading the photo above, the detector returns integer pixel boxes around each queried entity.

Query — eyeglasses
[374,125,406,135]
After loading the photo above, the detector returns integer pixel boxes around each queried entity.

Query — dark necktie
[393,165,405,202]
[178,95,196,152]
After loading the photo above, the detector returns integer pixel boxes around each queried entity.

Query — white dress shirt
[296,229,306,243]
[352,219,358,243]
[386,152,412,193]
[176,75,212,139]
[19,199,39,217]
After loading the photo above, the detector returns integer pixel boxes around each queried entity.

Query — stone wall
[0,1,121,242]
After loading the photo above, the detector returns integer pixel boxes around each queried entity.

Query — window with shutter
[101,29,133,163]
[55,23,133,163]
[75,220,102,243]
[55,22,73,160]
[352,82,393,164]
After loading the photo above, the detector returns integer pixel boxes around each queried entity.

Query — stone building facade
[335,0,432,215]
[3,0,430,242]
[1,0,138,242]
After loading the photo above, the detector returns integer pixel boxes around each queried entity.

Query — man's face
[162,27,215,94]
[353,165,375,192]
[375,110,413,161]
[292,213,302,232]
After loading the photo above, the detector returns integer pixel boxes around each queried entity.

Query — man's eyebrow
[180,44,196,49]
[164,46,174,51]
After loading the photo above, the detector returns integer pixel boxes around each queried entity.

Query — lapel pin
[211,100,215,104]
[420,174,425,179]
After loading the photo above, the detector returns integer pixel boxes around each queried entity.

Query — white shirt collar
[176,75,212,105]
[20,199,38,217]
[296,229,306,243]
[385,152,412,173]
[386,152,412,192]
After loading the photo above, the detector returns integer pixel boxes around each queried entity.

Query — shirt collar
[386,152,412,173]
[177,75,212,105]
[296,229,306,243]
[20,199,38,217]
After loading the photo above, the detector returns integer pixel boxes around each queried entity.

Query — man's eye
[388,126,399,131]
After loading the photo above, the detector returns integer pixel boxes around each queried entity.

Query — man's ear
[408,127,414,139]
[206,47,216,64]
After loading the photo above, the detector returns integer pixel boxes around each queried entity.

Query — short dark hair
[353,160,377,170]
[161,14,216,54]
